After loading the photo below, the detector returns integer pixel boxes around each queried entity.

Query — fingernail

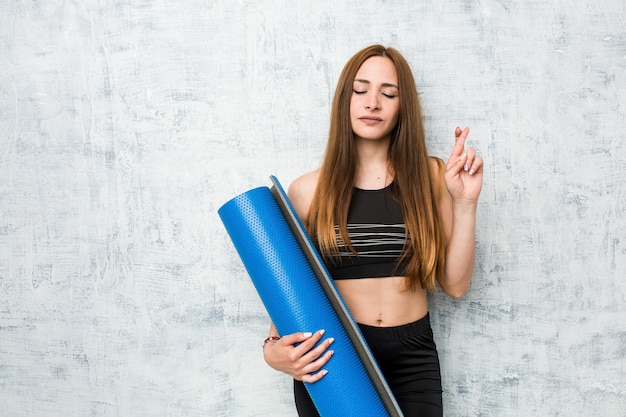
[328,337,335,345]
[321,370,328,376]
[469,168,475,175]
[328,350,334,357]
[303,332,312,338]
[464,164,470,171]
[319,329,326,336]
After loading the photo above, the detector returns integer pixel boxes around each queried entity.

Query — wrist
[263,336,280,348]
[451,198,478,212]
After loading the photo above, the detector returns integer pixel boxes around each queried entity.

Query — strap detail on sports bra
[326,183,408,279]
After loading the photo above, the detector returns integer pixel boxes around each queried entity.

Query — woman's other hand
[445,126,484,203]
[263,330,335,383]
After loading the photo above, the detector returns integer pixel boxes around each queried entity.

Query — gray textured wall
[1,1,624,416]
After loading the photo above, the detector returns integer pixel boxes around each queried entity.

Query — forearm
[267,322,280,338]
[263,323,281,368]
[440,201,477,298]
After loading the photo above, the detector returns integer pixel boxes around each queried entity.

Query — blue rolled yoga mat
[218,176,402,417]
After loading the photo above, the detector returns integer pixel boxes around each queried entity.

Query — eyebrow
[353,79,399,89]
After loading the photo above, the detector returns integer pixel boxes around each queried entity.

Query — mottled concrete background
[1,1,624,416]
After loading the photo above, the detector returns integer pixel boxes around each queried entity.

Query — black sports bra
[325,183,409,279]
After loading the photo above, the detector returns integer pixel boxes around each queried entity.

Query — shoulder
[428,156,446,195]
[428,156,445,176]
[287,169,320,223]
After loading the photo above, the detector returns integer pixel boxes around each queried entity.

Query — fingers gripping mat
[218,178,402,417]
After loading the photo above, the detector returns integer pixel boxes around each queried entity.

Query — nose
[365,94,380,111]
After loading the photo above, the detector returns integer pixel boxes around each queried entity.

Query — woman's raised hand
[263,330,335,383]
[445,126,484,203]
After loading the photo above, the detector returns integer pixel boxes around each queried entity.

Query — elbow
[444,287,467,299]
[439,278,470,299]
[439,270,472,298]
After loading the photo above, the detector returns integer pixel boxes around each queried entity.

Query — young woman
[262,45,483,417]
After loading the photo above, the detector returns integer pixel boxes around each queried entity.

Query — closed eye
[353,90,396,98]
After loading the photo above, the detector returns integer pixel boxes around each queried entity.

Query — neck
[354,135,389,163]
[354,143,392,190]
[353,135,392,189]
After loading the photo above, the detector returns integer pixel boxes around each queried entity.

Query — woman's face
[349,56,400,143]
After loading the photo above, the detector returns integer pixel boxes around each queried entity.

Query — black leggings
[294,313,443,417]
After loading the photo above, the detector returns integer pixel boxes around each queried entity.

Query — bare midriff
[334,276,429,327]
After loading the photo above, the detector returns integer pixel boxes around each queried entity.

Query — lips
[358,116,383,125]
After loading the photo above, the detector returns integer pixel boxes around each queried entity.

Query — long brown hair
[307,45,446,291]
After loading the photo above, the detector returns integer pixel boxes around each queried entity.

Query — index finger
[447,126,470,167]
[281,330,325,350]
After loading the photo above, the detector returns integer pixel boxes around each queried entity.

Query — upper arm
[429,157,452,244]
[287,170,319,227]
